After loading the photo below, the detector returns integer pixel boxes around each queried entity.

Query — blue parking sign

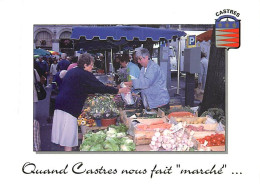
[187,35,196,48]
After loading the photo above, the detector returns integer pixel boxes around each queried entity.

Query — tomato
[212,139,217,143]
[205,136,211,141]
[216,141,221,146]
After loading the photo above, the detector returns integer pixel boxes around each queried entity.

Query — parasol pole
[104,50,107,74]
[110,48,114,74]
[176,37,182,95]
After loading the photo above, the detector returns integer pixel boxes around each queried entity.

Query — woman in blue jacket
[51,53,130,151]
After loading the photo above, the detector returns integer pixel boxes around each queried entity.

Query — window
[35,31,52,49]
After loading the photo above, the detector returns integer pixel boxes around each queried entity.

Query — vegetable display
[186,125,205,131]
[135,120,171,131]
[173,117,207,124]
[149,124,197,151]
[166,106,194,114]
[200,108,226,125]
[167,111,195,118]
[197,133,225,147]
[80,124,135,151]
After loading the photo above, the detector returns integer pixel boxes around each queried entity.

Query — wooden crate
[80,125,107,135]
[174,117,207,124]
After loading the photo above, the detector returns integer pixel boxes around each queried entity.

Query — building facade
[33,25,74,55]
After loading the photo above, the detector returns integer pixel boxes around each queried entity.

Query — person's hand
[118,87,130,94]
[124,81,133,87]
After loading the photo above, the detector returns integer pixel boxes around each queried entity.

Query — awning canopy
[71,26,186,41]
[196,29,213,42]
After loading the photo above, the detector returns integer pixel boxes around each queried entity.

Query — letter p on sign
[187,35,196,48]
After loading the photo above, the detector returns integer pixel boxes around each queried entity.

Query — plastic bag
[120,82,134,105]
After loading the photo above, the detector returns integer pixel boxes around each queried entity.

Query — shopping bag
[34,71,46,100]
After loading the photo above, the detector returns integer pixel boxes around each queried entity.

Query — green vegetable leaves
[80,124,135,151]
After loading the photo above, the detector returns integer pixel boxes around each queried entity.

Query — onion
[156,142,162,148]
[169,139,175,145]
[152,136,157,141]
[155,131,161,137]
[157,136,163,142]
[151,141,156,146]
[162,143,167,149]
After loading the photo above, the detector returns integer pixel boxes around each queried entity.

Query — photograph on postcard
[33,21,235,152]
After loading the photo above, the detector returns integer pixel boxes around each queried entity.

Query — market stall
[78,96,226,152]
[70,26,226,152]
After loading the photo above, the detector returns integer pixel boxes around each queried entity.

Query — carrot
[167,111,194,118]
[149,120,165,125]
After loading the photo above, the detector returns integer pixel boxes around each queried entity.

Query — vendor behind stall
[51,53,130,151]
[124,47,170,110]
[120,53,140,80]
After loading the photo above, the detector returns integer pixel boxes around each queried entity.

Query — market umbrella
[48,50,60,55]
[34,48,51,56]
[196,30,213,42]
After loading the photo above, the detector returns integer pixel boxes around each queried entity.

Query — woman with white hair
[124,47,170,110]
[51,53,130,151]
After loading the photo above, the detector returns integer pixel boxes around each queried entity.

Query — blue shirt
[132,60,170,109]
[55,67,118,118]
[57,59,70,71]
[37,60,49,73]
[127,61,140,80]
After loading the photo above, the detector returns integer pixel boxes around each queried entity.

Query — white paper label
[170,123,183,133]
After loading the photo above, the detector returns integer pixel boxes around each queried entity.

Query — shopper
[37,56,49,86]
[67,56,78,71]
[113,55,121,72]
[51,53,130,151]
[198,52,209,90]
[49,59,58,83]
[57,53,70,72]
[124,47,170,110]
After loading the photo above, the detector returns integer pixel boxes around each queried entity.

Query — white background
[0,0,260,183]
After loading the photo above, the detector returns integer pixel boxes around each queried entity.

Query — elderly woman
[51,53,130,151]
[124,47,170,110]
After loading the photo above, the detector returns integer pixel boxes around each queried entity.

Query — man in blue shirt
[120,53,140,80]
[124,47,170,110]
[57,53,70,72]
